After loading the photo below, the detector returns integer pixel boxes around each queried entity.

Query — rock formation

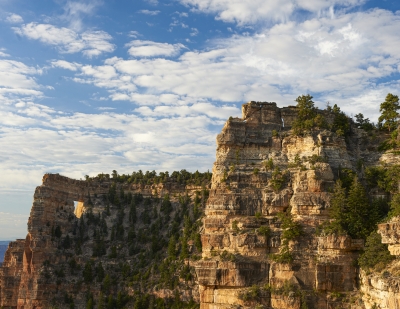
[195,101,399,308]
[1,101,399,309]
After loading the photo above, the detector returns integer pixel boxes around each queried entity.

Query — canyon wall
[194,101,397,309]
[1,101,399,309]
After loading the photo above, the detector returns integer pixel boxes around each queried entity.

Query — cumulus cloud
[5,13,23,24]
[60,9,400,121]
[0,59,42,99]
[51,60,81,71]
[179,0,365,25]
[13,23,115,57]
[126,40,185,57]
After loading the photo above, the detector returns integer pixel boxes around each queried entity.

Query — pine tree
[86,298,93,309]
[98,292,104,309]
[180,238,189,260]
[345,177,371,239]
[96,262,105,282]
[83,261,93,283]
[379,93,399,132]
[167,236,176,259]
[292,94,317,134]
[329,180,347,234]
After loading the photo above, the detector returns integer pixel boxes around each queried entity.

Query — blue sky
[0,0,399,239]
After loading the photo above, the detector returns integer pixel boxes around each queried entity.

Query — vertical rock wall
[195,102,365,309]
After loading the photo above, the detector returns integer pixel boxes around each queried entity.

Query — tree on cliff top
[292,94,326,135]
[379,93,399,132]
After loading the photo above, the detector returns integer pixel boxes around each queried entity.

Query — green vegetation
[269,167,288,192]
[87,169,212,187]
[271,211,302,264]
[292,94,324,135]
[358,232,394,271]
[326,103,351,137]
[354,113,375,132]
[45,170,210,308]
[263,158,274,171]
[324,178,383,239]
[378,93,400,132]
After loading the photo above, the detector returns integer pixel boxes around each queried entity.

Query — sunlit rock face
[195,101,390,309]
[1,101,399,309]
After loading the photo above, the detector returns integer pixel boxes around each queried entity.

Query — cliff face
[1,101,399,309]
[194,102,397,309]
[0,172,208,308]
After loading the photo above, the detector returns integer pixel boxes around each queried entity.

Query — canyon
[1,101,399,309]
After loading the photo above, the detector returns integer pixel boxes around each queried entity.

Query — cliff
[194,101,399,309]
[1,101,399,309]
[0,172,210,308]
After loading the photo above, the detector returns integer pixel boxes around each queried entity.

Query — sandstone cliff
[1,101,399,309]
[194,102,399,309]
[0,172,210,308]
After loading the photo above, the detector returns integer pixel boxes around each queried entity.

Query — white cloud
[179,0,364,25]
[62,0,102,31]
[0,59,42,97]
[14,23,115,57]
[0,49,10,57]
[51,60,81,71]
[60,9,400,122]
[5,13,23,24]
[190,27,199,36]
[128,30,140,38]
[138,9,160,15]
[126,40,185,57]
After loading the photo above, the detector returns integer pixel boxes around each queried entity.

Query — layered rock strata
[195,102,380,309]
[359,219,400,309]
[0,172,207,308]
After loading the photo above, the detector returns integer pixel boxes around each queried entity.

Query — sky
[0,0,399,240]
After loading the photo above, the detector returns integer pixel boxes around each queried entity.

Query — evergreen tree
[103,274,111,294]
[329,177,381,239]
[83,261,93,284]
[167,236,176,259]
[86,298,93,309]
[292,94,318,134]
[359,231,394,270]
[180,238,189,260]
[330,104,350,136]
[98,292,105,309]
[96,262,105,282]
[345,177,372,239]
[379,93,399,132]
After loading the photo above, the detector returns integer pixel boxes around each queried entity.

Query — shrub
[232,220,240,233]
[263,158,274,171]
[270,167,287,192]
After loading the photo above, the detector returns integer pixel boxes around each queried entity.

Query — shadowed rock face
[0,172,206,309]
[194,101,389,309]
[0,174,109,309]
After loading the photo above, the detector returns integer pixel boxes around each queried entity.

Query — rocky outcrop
[0,172,207,309]
[195,102,380,309]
